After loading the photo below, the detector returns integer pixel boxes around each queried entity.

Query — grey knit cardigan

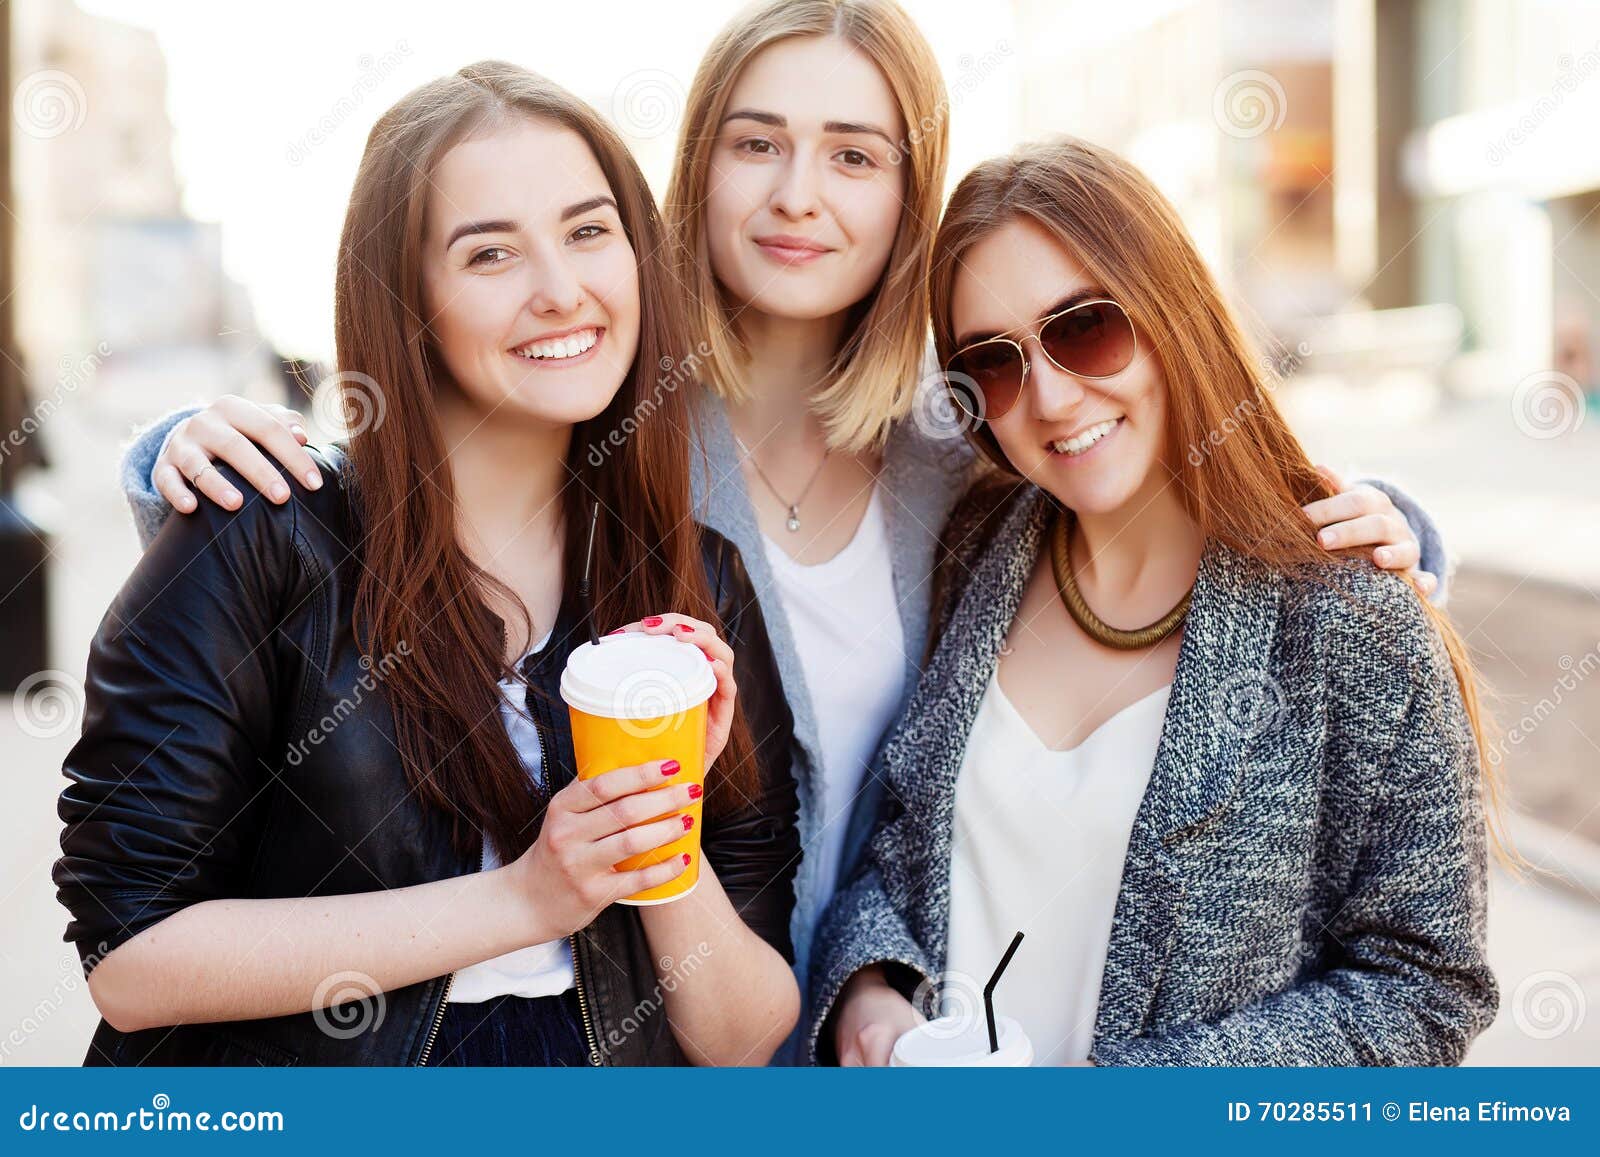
[808,482,1495,1066]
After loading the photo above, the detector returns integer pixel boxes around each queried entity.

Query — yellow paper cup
[559,632,716,905]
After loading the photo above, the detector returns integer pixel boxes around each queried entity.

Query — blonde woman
[112,0,1441,1059]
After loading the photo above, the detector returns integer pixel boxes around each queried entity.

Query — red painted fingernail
[660,759,680,776]
[674,623,694,633]
[607,628,625,636]
[682,853,692,866]
[682,815,694,831]
[687,783,703,800]
[643,615,663,627]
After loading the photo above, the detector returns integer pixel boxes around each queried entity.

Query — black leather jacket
[55,447,800,1066]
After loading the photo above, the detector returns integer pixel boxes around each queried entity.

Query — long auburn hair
[929,137,1514,866]
[334,61,754,865]
[663,0,949,452]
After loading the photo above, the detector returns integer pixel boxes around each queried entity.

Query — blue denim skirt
[428,988,591,1066]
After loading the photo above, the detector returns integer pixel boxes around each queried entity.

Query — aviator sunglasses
[945,297,1138,422]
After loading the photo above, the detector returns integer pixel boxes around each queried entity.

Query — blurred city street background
[2,0,1597,1064]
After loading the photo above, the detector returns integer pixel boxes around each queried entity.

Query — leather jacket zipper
[526,679,604,1067]
[417,972,454,1066]
[568,933,603,1066]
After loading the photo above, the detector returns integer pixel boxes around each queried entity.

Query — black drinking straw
[579,501,600,645]
[984,931,1025,1054]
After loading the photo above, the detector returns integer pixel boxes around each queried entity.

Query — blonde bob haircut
[663,0,949,452]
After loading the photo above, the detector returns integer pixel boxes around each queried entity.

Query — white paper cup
[559,632,716,905]
[889,1015,1033,1067]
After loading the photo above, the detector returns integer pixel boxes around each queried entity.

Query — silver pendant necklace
[732,433,831,532]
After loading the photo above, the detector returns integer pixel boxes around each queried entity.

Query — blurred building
[11,0,275,434]
[4,0,278,679]
[1012,0,1341,339]
[1009,0,1594,394]
[1403,0,1600,395]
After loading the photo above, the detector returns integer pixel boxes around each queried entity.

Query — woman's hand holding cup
[610,613,737,769]
[507,760,698,941]
[834,966,925,1066]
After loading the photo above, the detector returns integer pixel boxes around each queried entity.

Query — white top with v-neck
[760,484,906,918]
[943,669,1172,1064]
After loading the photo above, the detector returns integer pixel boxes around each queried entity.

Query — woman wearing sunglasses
[811,138,1502,1067]
[103,1,1443,1061]
[56,63,800,1067]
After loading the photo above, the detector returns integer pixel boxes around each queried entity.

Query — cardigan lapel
[880,486,1054,959]
[1092,541,1283,1043]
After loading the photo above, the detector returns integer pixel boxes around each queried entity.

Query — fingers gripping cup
[560,632,717,905]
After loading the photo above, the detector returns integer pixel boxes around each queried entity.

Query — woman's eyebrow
[444,196,617,251]
[722,108,783,128]
[721,109,895,146]
[445,218,517,250]
[559,195,618,221]
[823,119,895,146]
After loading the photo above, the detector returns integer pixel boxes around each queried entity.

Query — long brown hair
[929,137,1514,866]
[334,61,754,865]
[663,0,949,452]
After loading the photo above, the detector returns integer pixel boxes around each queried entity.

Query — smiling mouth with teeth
[510,327,602,362]
[1051,418,1122,457]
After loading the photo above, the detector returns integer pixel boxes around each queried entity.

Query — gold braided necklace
[1050,508,1192,650]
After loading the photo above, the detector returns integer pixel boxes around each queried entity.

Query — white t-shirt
[449,628,577,1004]
[760,485,906,916]
[944,670,1171,1064]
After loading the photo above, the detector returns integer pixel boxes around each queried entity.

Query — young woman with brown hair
[56,62,800,1067]
[813,138,1502,1067]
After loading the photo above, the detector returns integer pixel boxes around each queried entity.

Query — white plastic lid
[559,632,717,719]
[890,1015,1034,1067]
